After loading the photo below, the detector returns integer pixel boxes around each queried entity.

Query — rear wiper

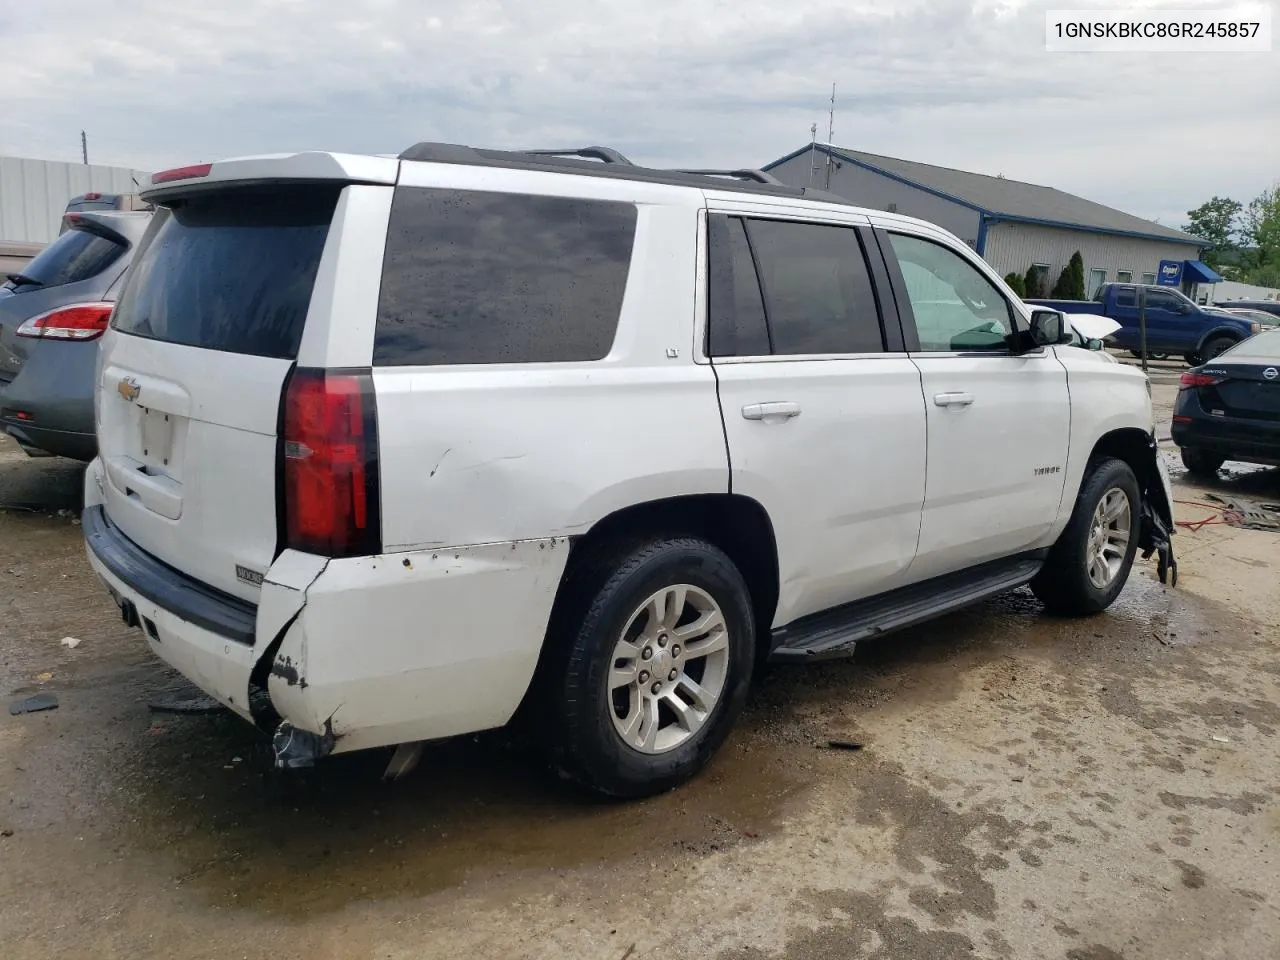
[4,273,43,288]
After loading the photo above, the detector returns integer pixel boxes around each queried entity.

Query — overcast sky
[1,0,1275,228]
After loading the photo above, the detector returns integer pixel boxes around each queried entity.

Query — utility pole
[824,82,836,189]
[81,130,88,165]
[808,122,818,186]
[1138,286,1149,374]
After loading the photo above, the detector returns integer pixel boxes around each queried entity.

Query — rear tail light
[1179,372,1222,389]
[15,302,114,341]
[82,192,102,201]
[282,368,381,557]
[151,163,212,184]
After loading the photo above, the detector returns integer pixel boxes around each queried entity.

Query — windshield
[4,227,126,290]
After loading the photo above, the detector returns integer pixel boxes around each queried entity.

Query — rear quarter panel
[372,169,727,550]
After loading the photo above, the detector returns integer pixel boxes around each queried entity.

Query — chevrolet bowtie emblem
[117,377,141,402]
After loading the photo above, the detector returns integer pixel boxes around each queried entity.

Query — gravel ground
[1,374,1277,960]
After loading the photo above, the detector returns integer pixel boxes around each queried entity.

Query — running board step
[768,553,1046,662]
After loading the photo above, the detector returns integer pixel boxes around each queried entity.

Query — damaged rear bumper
[83,503,570,764]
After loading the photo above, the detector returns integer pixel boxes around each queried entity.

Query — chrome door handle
[933,392,975,407]
[742,401,801,422]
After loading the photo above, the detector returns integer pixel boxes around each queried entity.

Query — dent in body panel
[374,367,728,552]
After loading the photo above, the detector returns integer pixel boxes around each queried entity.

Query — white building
[0,156,150,245]
[765,144,1216,299]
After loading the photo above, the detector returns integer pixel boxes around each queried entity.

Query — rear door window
[13,227,125,288]
[111,185,339,359]
[741,218,885,355]
[374,188,637,366]
[706,215,771,357]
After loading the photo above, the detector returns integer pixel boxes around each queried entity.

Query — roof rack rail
[672,168,782,185]
[522,147,633,165]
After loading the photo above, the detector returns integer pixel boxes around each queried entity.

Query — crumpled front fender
[1137,434,1177,586]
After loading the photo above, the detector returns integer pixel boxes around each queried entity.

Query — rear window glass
[17,227,125,288]
[111,185,338,359]
[374,187,637,366]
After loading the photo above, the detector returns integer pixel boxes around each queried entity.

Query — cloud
[0,0,1274,227]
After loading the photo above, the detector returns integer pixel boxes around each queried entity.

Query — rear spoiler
[61,212,146,247]
[141,152,399,201]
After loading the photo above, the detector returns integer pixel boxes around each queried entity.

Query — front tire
[1032,458,1141,616]
[545,537,755,798]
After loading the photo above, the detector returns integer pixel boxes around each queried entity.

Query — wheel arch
[1195,325,1244,355]
[1085,427,1175,555]
[549,493,781,660]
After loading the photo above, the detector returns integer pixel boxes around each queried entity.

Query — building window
[1116,271,1133,283]
[1141,272,1157,284]
[1087,268,1107,298]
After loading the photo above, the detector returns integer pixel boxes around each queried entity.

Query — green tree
[1184,196,1242,270]
[1050,252,1086,299]
[1022,265,1041,298]
[1004,272,1025,297]
[1239,185,1280,287]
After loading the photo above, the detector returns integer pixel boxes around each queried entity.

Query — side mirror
[1029,309,1067,346]
[1086,338,1105,351]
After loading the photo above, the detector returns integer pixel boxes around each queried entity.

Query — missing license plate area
[138,407,176,468]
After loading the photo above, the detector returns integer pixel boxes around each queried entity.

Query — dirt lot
[2,371,1278,960]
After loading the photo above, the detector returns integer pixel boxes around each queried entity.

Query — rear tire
[1032,458,1141,616]
[1183,352,1200,366]
[543,537,755,798]
[1200,336,1237,361]
[1180,447,1224,477]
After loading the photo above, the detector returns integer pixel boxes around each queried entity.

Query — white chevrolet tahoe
[82,144,1177,797]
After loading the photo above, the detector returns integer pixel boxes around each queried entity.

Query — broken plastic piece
[272,719,336,769]
[59,636,82,649]
[10,693,59,715]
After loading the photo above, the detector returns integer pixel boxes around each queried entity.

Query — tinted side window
[111,186,338,359]
[375,188,636,366]
[743,219,883,355]
[1115,287,1137,307]
[18,227,125,287]
[706,215,770,357]
[887,233,1013,352]
[1146,291,1180,311]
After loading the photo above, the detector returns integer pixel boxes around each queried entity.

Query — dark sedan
[0,209,151,460]
[1172,329,1280,476]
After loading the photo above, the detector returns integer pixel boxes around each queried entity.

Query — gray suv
[0,210,151,460]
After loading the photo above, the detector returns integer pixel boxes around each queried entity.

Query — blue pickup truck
[1029,283,1261,364]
